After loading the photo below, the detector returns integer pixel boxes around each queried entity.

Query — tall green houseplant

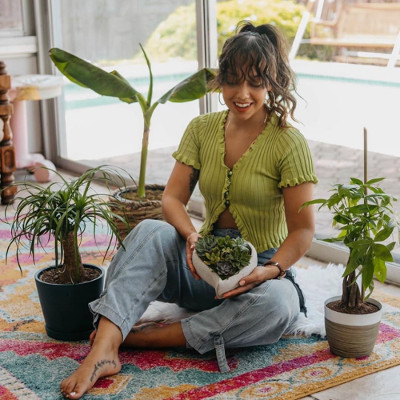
[303,177,399,312]
[49,46,216,198]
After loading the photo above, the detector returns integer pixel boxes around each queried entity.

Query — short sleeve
[277,129,318,188]
[172,116,202,170]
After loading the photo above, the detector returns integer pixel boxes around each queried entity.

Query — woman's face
[221,68,269,123]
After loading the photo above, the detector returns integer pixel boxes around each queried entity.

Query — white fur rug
[139,263,347,338]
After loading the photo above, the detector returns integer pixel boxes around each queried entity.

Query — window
[43,0,399,270]
[0,0,23,35]
[52,0,204,186]
[213,0,400,265]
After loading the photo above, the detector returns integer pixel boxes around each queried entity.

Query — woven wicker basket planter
[111,184,165,240]
[324,295,382,358]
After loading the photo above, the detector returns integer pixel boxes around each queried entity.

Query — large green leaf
[333,214,352,225]
[349,177,364,185]
[362,258,374,291]
[157,68,218,104]
[347,238,372,250]
[348,204,377,215]
[49,48,139,104]
[373,257,387,283]
[139,44,153,106]
[387,241,396,252]
[366,177,385,185]
[373,243,394,262]
[374,225,395,242]
[343,250,362,276]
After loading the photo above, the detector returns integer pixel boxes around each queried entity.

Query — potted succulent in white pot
[193,235,258,298]
[302,177,399,357]
[4,165,129,341]
[49,45,217,239]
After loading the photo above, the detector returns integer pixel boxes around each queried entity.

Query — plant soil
[40,266,101,285]
[327,299,379,314]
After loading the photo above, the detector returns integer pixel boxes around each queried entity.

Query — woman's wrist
[186,232,198,241]
[263,261,286,279]
[186,231,199,251]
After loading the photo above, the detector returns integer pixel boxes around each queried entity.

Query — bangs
[218,34,275,87]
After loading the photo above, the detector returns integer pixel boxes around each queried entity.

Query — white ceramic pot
[324,295,382,358]
[192,242,258,298]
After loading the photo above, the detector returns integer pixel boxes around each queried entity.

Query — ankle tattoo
[90,359,117,382]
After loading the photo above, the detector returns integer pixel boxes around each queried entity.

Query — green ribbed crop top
[172,110,318,253]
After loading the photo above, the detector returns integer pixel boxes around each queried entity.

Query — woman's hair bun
[238,21,278,47]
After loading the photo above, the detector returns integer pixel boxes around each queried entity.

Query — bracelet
[263,261,286,279]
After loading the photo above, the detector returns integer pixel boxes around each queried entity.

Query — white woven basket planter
[324,295,382,358]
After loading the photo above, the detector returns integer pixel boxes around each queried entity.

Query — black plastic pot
[34,264,105,341]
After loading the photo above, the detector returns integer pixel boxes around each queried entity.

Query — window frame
[39,0,218,175]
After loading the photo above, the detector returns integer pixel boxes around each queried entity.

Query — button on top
[224,170,233,208]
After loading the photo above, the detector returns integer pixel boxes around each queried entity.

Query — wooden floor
[299,256,400,400]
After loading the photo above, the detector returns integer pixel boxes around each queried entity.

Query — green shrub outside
[216,0,303,49]
[144,2,198,62]
[143,0,320,62]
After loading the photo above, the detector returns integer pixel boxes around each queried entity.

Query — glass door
[54,0,200,185]
[213,0,400,263]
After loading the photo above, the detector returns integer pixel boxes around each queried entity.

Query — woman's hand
[186,232,201,280]
[219,265,279,298]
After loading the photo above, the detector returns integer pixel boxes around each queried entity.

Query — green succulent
[195,235,251,280]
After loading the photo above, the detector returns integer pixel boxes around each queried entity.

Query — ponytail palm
[6,166,129,284]
[49,46,217,198]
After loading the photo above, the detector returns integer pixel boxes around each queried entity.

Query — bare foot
[60,341,121,399]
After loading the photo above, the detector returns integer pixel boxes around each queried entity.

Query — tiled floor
[301,364,400,400]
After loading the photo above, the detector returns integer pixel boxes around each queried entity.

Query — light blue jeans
[89,219,303,372]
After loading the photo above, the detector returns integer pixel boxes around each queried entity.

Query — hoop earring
[218,92,225,106]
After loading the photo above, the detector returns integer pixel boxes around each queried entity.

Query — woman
[61,21,317,399]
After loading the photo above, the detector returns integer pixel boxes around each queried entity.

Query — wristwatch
[263,261,286,279]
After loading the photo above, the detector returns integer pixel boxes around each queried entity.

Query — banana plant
[49,45,217,198]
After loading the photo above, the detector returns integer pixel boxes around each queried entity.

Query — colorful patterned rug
[1,219,400,399]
